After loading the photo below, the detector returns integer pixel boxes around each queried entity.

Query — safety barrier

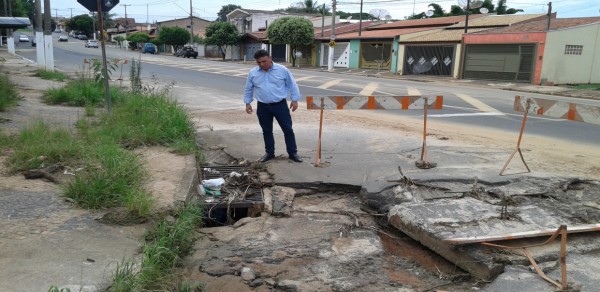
[306,96,443,168]
[514,96,600,125]
[501,96,600,175]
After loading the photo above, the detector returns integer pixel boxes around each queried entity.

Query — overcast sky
[50,0,599,23]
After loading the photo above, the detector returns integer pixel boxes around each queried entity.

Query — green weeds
[43,77,126,106]
[36,70,68,81]
[569,84,600,91]
[111,203,204,291]
[0,73,20,111]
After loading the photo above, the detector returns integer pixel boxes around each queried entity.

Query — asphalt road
[14,33,600,146]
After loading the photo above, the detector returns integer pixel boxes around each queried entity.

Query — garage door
[404,45,454,76]
[463,44,535,82]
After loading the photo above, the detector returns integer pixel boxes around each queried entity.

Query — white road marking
[317,79,343,89]
[359,82,379,96]
[428,113,506,118]
[455,93,500,113]
[407,87,421,96]
[295,76,314,82]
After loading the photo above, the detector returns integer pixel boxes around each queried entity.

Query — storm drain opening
[198,164,266,227]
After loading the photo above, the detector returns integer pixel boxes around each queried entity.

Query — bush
[43,78,126,106]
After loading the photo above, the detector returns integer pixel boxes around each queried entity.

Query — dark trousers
[256,100,297,155]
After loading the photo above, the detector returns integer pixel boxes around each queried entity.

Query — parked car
[31,38,36,47]
[58,35,68,42]
[77,34,88,40]
[19,34,29,42]
[85,40,98,48]
[142,43,157,54]
[174,46,198,58]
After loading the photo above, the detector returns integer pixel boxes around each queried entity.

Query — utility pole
[189,0,194,44]
[358,0,363,36]
[546,2,552,31]
[69,8,73,19]
[35,0,44,68]
[328,0,336,72]
[43,0,54,71]
[320,3,324,37]
[6,0,15,54]
[54,8,57,20]
[123,4,130,37]
[464,0,471,34]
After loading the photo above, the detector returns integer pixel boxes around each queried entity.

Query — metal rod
[420,97,429,162]
[315,97,325,166]
[500,97,531,175]
[560,225,568,290]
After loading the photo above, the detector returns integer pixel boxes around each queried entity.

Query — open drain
[198,164,266,227]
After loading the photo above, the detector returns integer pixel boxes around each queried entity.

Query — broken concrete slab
[382,177,600,282]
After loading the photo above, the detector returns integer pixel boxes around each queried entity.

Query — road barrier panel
[502,96,600,176]
[306,95,443,168]
[514,95,600,125]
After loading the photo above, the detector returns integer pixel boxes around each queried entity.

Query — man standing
[244,49,303,163]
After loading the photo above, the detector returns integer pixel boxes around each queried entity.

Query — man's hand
[246,104,253,114]
[290,101,299,112]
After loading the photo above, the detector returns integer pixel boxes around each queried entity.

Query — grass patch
[569,84,600,91]
[16,28,33,33]
[111,203,204,291]
[3,122,85,172]
[42,78,125,106]
[36,69,68,81]
[85,92,196,152]
[0,73,20,111]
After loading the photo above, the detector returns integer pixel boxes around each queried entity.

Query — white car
[85,40,98,48]
[19,34,29,42]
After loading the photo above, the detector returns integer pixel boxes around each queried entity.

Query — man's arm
[285,69,301,112]
[244,71,254,114]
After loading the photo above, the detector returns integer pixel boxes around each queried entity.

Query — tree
[158,26,190,52]
[267,17,314,67]
[407,0,524,19]
[114,35,125,48]
[66,14,94,36]
[204,21,240,60]
[217,4,241,22]
[126,32,150,50]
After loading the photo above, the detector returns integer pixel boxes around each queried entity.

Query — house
[397,13,554,79]
[316,15,483,71]
[463,17,600,85]
[226,8,316,61]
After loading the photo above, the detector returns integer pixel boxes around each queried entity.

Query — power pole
[546,2,552,31]
[43,0,54,71]
[358,0,363,36]
[123,4,130,37]
[54,8,57,20]
[464,0,471,34]
[189,0,194,44]
[35,0,44,68]
[69,7,73,19]
[320,3,325,37]
[328,0,336,72]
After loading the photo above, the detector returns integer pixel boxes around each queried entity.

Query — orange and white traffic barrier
[306,95,444,167]
[514,96,600,125]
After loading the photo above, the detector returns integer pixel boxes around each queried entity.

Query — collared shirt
[243,62,300,104]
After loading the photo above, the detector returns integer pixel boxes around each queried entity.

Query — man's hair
[254,49,270,60]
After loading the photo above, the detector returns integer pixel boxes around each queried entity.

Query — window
[564,45,583,55]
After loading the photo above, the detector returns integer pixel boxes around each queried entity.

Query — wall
[543,23,600,84]
[464,32,546,84]
[158,18,211,37]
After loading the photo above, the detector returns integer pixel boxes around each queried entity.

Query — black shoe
[289,153,303,163]
[260,153,275,163]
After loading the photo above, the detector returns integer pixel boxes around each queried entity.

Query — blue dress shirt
[243,62,300,105]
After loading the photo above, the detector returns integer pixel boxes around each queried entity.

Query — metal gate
[321,42,350,68]
[245,42,262,61]
[360,42,392,69]
[271,44,286,62]
[403,45,454,75]
[463,44,535,82]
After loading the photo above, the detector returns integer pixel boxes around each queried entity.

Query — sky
[50,0,600,23]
